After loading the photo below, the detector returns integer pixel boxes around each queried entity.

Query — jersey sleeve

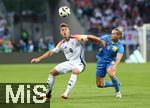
[52,40,64,53]
[100,35,110,42]
[117,45,124,54]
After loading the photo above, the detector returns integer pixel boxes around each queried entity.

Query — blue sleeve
[100,35,110,42]
[117,45,124,54]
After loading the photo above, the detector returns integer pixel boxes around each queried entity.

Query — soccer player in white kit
[31,23,104,99]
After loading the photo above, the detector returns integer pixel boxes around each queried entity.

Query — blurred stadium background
[0,0,149,63]
[0,0,150,108]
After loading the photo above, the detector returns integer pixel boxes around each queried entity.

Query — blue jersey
[96,35,124,63]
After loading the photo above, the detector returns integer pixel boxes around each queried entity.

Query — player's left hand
[108,65,116,76]
[31,58,40,63]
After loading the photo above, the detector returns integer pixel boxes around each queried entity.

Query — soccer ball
[59,6,71,17]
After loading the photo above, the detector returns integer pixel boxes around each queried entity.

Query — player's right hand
[31,58,40,63]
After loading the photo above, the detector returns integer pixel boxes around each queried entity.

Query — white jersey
[52,37,86,66]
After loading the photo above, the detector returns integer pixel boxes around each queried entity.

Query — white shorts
[54,60,86,74]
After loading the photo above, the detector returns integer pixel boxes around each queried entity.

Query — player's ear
[119,33,123,39]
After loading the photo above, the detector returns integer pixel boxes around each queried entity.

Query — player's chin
[112,38,119,42]
[64,35,70,39]
[62,33,67,37]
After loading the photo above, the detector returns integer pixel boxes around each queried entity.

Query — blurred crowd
[13,29,55,53]
[72,0,149,51]
[73,0,149,35]
[0,16,13,53]
[0,17,55,53]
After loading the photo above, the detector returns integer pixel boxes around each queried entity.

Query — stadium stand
[0,0,149,53]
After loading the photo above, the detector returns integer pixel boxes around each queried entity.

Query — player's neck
[112,40,119,44]
[64,37,70,41]
[64,35,71,41]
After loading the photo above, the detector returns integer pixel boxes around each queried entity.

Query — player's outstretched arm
[73,35,106,46]
[31,51,55,63]
[87,35,106,46]
[31,40,63,63]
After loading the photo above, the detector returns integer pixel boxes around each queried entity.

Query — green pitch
[0,63,150,108]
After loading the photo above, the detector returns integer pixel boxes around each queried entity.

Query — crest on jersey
[69,48,73,53]
[112,46,118,52]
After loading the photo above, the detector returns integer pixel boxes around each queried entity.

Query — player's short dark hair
[113,28,122,38]
[59,23,69,29]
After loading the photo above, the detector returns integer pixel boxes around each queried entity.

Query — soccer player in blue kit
[95,28,124,98]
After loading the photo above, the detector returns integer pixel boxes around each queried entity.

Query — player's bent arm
[114,53,123,66]
[87,35,106,46]
[108,53,123,74]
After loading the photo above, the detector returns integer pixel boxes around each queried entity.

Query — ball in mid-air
[59,6,71,17]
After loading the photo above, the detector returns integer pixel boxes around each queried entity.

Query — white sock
[64,74,77,96]
[47,75,55,93]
